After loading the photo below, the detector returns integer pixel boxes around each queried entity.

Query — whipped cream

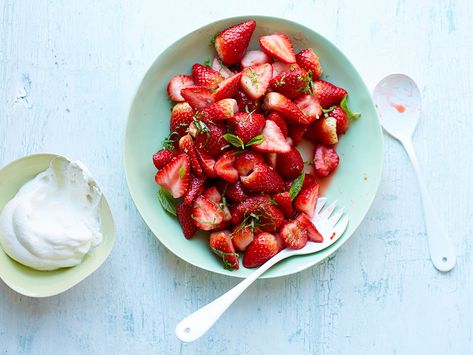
[0,159,103,271]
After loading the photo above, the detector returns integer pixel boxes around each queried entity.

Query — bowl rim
[124,15,384,279]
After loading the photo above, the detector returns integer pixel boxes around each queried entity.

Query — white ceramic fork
[175,198,349,342]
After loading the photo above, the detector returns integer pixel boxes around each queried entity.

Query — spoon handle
[402,139,456,271]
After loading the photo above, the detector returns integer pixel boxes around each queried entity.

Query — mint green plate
[0,154,115,297]
[125,16,383,278]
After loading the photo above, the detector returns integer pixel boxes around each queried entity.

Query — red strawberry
[295,49,323,79]
[170,102,194,137]
[214,20,256,65]
[228,112,266,143]
[296,213,323,242]
[241,64,273,100]
[327,106,349,135]
[192,63,224,89]
[234,90,262,113]
[304,116,338,145]
[209,230,239,270]
[294,181,319,217]
[192,121,227,156]
[177,203,197,239]
[152,148,179,170]
[241,50,272,68]
[231,225,254,251]
[222,181,248,202]
[184,175,206,205]
[230,195,271,224]
[154,154,190,198]
[266,111,288,136]
[167,75,195,102]
[240,163,285,193]
[313,145,339,177]
[215,152,239,183]
[180,87,215,110]
[263,92,308,124]
[312,80,347,108]
[273,191,294,219]
[203,186,222,203]
[212,73,242,101]
[288,124,308,146]
[271,62,299,78]
[234,151,265,176]
[202,98,238,122]
[280,220,308,249]
[302,173,317,189]
[270,67,311,99]
[212,57,234,78]
[276,148,304,180]
[192,195,224,230]
[243,232,279,268]
[259,33,296,63]
[195,147,217,178]
[252,119,291,153]
[265,152,278,169]
[179,134,203,177]
[293,94,322,122]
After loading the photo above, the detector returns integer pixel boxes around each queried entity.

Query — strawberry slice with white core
[240,50,272,68]
[259,33,296,63]
[215,152,239,183]
[293,94,322,122]
[240,63,273,100]
[296,213,323,242]
[192,195,224,230]
[203,186,222,204]
[231,225,254,251]
[154,154,190,198]
[252,120,291,153]
[212,72,243,101]
[167,75,195,102]
[271,62,299,78]
[294,181,319,217]
[280,220,308,250]
[212,57,234,78]
[180,86,215,110]
[264,92,308,124]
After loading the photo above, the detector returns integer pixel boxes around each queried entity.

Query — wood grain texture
[1,0,472,354]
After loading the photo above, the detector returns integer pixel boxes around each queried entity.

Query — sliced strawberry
[177,202,197,239]
[312,80,347,108]
[212,57,234,78]
[170,102,194,137]
[270,66,311,99]
[203,186,222,203]
[294,181,319,217]
[293,94,322,122]
[183,175,206,205]
[280,220,308,249]
[193,121,227,156]
[230,195,271,224]
[265,152,278,169]
[273,191,294,219]
[288,124,308,146]
[240,50,272,68]
[152,148,179,170]
[202,98,238,121]
[266,111,288,136]
[304,116,338,145]
[228,112,266,143]
[231,225,254,251]
[296,213,323,242]
[327,106,349,135]
[167,75,195,102]
[215,20,256,65]
[179,134,203,177]
[302,173,317,189]
[212,73,242,101]
[263,92,308,124]
[180,87,215,110]
[154,154,190,198]
[234,89,262,113]
[252,119,291,153]
[209,230,239,270]
[221,180,248,202]
[271,62,299,78]
[215,152,239,183]
[295,48,323,80]
[240,63,273,100]
[240,163,285,193]
[313,145,339,177]
[243,232,279,268]
[195,147,217,178]
[276,148,304,180]
[234,151,265,176]
[192,63,224,89]
[259,33,296,63]
[192,195,224,230]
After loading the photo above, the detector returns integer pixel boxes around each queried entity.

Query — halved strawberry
[270,67,311,99]
[302,173,317,189]
[192,195,224,230]
[265,152,278,169]
[271,62,299,78]
[263,92,308,124]
[266,111,288,136]
[280,220,308,249]
[241,50,272,68]
[243,232,279,268]
[313,145,339,177]
[293,94,322,122]
[152,148,179,170]
[304,116,338,145]
[192,121,227,156]
[231,195,271,224]
[214,20,256,65]
[167,75,195,102]
[288,124,308,146]
[180,87,215,110]
[240,63,273,100]
[259,33,296,63]
[192,63,224,89]
[273,191,294,219]
[212,73,242,101]
[228,111,266,143]
[294,181,319,217]
[231,225,254,251]
[312,80,347,108]
[179,134,203,177]
[276,147,304,180]
[234,151,265,176]
[296,213,323,242]
[195,147,217,178]
[295,48,323,79]
[177,202,197,239]
[234,90,262,113]
[252,119,291,153]
[209,230,239,270]
[154,154,190,198]
[170,102,194,137]
[202,98,238,121]
[215,152,239,183]
[327,106,349,135]
[184,175,206,205]
[212,57,234,78]
[203,186,222,203]
[240,163,285,193]
[221,180,248,202]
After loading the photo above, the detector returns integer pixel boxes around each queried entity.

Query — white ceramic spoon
[373,74,456,272]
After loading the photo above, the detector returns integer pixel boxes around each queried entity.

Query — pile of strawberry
[152,20,359,270]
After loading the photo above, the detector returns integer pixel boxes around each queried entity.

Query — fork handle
[175,250,290,342]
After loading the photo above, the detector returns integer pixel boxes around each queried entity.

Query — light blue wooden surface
[1,0,472,354]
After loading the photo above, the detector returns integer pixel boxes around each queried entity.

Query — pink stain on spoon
[389,101,406,113]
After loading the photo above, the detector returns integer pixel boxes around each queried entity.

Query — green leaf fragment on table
[157,188,177,216]
[289,172,305,200]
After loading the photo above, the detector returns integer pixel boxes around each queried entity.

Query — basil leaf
[246,134,265,147]
[340,95,361,120]
[157,188,177,216]
[223,133,245,149]
[289,172,305,200]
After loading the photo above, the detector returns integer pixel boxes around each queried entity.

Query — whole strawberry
[312,80,347,108]
[270,67,311,99]
[295,48,323,79]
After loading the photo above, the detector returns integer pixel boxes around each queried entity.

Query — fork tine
[315,197,327,215]
[328,207,345,227]
[333,216,349,236]
[318,200,337,220]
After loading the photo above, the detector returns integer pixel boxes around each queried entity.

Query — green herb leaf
[157,188,177,216]
[204,58,211,67]
[223,133,245,149]
[246,134,265,147]
[340,95,361,120]
[289,172,305,200]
